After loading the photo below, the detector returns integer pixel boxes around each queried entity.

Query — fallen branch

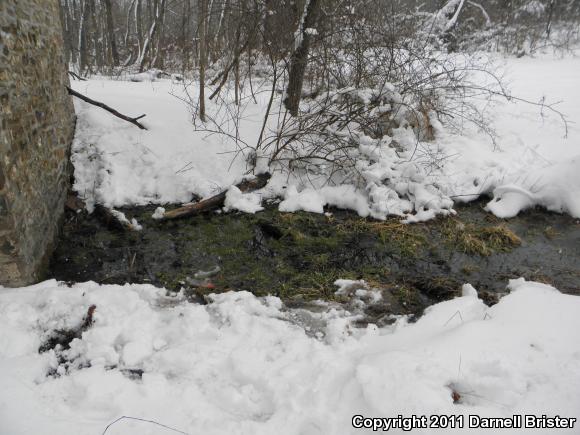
[209,38,251,100]
[209,37,250,87]
[68,70,87,81]
[66,86,148,130]
[162,172,271,220]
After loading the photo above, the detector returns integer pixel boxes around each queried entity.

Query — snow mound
[224,185,264,214]
[1,279,580,434]
[70,78,252,211]
[485,158,580,218]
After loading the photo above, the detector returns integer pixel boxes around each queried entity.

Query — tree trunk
[152,0,166,69]
[124,0,137,47]
[213,0,227,54]
[199,0,207,122]
[59,0,72,64]
[103,0,119,66]
[89,0,102,73]
[135,0,144,60]
[439,0,466,51]
[284,0,320,117]
[138,0,166,72]
[546,0,556,39]
[78,0,90,73]
[181,0,191,75]
[234,26,240,105]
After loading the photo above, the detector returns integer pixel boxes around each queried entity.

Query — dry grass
[442,219,521,256]
[338,219,428,257]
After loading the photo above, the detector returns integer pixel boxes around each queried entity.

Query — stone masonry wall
[0,0,76,286]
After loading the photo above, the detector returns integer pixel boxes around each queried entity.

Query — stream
[49,199,580,324]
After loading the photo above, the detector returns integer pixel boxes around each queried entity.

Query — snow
[279,185,370,216]
[69,55,580,222]
[440,55,580,219]
[387,54,580,221]
[334,279,383,304]
[125,69,163,82]
[1,278,579,434]
[151,206,166,220]
[109,209,143,231]
[485,159,580,218]
[461,283,478,298]
[223,185,264,214]
[334,279,368,295]
[70,78,255,212]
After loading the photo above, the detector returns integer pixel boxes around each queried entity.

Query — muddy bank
[49,200,580,323]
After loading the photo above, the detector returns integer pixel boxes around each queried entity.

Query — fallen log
[162,172,271,220]
[66,86,148,130]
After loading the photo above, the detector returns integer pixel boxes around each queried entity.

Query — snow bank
[70,79,255,211]
[485,158,580,218]
[1,279,579,434]
[70,55,580,221]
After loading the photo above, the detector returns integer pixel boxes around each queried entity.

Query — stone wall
[0,0,76,286]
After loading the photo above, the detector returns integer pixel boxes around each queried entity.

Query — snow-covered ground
[438,55,580,218]
[1,54,578,435]
[69,54,580,221]
[1,278,580,435]
[70,78,258,211]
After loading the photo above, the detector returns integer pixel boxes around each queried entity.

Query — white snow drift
[0,278,579,434]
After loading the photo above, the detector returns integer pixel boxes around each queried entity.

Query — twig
[444,310,464,326]
[102,416,190,435]
[68,71,87,81]
[81,305,97,331]
[66,86,148,130]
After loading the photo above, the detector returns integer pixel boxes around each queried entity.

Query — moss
[374,222,428,258]
[543,226,559,239]
[441,218,521,256]
[460,264,479,275]
[337,219,428,258]
[155,271,188,291]
[394,284,421,308]
[160,208,397,301]
[527,272,553,286]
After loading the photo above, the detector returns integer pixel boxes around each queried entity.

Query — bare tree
[199,0,208,121]
[77,0,90,74]
[103,0,119,65]
[138,0,166,72]
[284,0,321,117]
